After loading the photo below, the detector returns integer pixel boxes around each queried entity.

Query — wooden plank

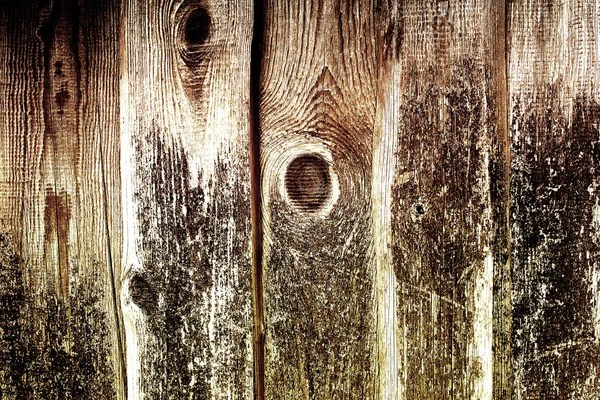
[0,0,126,398]
[384,0,508,398]
[371,3,400,398]
[258,0,380,397]
[508,0,600,397]
[120,0,254,398]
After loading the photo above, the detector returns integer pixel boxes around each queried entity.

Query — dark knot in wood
[285,154,332,212]
[128,274,158,313]
[184,7,211,50]
[415,204,425,215]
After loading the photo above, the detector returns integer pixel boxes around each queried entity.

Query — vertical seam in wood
[41,0,58,308]
[492,0,512,397]
[250,0,265,396]
[98,109,128,399]
[502,0,512,396]
[68,0,83,304]
[501,1,507,396]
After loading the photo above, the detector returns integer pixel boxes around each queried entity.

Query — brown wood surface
[258,0,380,397]
[1,0,599,399]
[508,0,600,398]
[120,0,254,398]
[385,0,508,398]
[0,0,125,399]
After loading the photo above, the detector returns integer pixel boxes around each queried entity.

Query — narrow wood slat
[259,0,380,397]
[0,0,126,398]
[120,0,254,398]
[508,0,600,397]
[384,0,508,398]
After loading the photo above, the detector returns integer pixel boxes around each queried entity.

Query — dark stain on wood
[130,131,251,398]
[128,273,158,314]
[511,88,600,397]
[54,87,70,113]
[39,0,61,144]
[377,0,403,59]
[0,233,30,399]
[44,187,71,298]
[266,198,374,398]
[391,58,492,398]
[0,233,118,399]
[54,61,64,76]
[39,0,82,159]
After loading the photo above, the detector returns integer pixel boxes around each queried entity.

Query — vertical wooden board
[0,0,125,399]
[259,0,379,397]
[0,3,45,396]
[120,0,254,398]
[509,0,600,397]
[386,0,506,398]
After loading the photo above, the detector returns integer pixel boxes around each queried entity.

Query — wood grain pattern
[508,0,600,398]
[258,0,379,397]
[0,0,125,398]
[2,1,600,398]
[120,0,254,398]
[385,0,508,398]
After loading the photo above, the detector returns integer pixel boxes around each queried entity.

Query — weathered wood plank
[508,0,600,397]
[0,0,126,398]
[371,3,401,398]
[120,0,254,398]
[488,1,513,398]
[258,0,379,397]
[385,0,507,398]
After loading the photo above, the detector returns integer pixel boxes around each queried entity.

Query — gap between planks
[250,0,265,397]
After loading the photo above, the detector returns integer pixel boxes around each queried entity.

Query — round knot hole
[285,155,332,212]
[184,7,211,49]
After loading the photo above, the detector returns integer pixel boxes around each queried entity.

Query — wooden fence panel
[258,0,380,397]
[508,0,600,398]
[1,0,600,399]
[384,1,508,399]
[120,0,254,398]
[0,0,125,399]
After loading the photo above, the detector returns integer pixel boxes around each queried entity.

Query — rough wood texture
[509,0,600,398]
[120,0,254,398]
[3,0,600,398]
[258,0,379,397]
[386,1,508,398]
[0,0,125,398]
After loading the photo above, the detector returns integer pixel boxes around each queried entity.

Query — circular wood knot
[415,204,425,215]
[285,154,332,212]
[184,7,211,50]
[129,274,157,313]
